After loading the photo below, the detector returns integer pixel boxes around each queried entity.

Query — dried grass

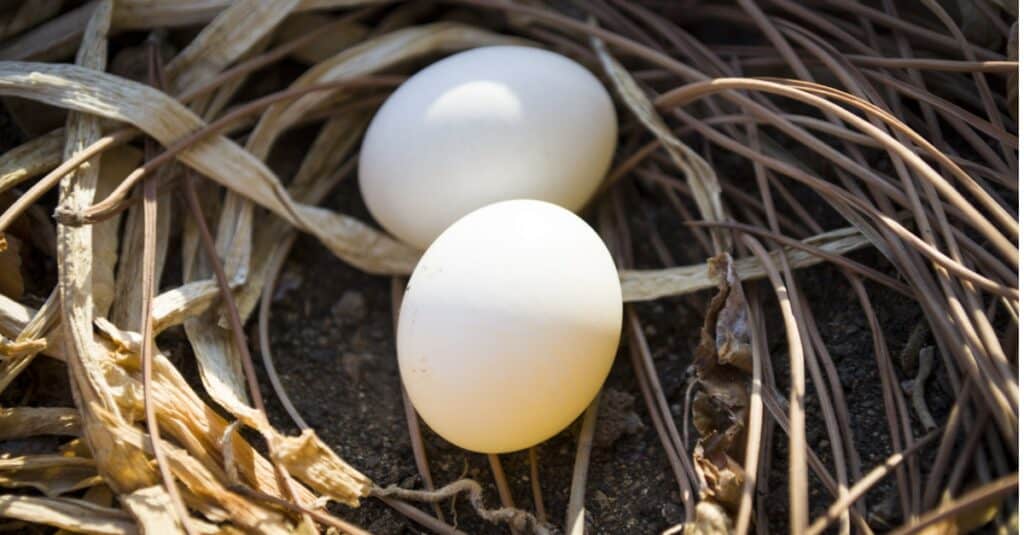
[0,1,1016,534]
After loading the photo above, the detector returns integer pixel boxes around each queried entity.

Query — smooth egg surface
[359,46,617,250]
[397,200,622,453]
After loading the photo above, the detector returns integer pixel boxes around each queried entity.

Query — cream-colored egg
[397,200,622,453]
[359,46,617,250]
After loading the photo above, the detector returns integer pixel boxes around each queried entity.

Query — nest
[0,1,1017,534]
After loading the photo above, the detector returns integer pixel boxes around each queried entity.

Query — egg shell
[397,200,622,453]
[359,45,618,250]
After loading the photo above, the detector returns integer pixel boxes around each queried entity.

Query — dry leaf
[123,486,223,535]
[268,429,372,507]
[0,56,419,271]
[591,34,731,252]
[275,13,370,64]
[165,0,301,95]
[94,145,142,318]
[98,409,294,534]
[0,494,137,534]
[0,407,80,439]
[0,455,100,497]
[621,226,870,302]
[684,501,733,535]
[690,254,752,517]
[0,128,64,194]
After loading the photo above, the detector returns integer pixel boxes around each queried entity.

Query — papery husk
[94,145,141,319]
[55,0,160,496]
[0,494,137,534]
[0,128,64,194]
[0,455,100,497]
[621,226,869,302]
[0,407,80,439]
[689,254,753,530]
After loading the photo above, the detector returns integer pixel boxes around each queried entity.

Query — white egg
[359,45,617,250]
[397,200,622,453]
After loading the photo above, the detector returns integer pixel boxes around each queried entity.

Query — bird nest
[0,1,1016,534]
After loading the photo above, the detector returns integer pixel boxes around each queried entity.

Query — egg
[397,200,622,453]
[359,46,618,250]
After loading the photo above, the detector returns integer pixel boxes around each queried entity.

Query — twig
[390,277,444,521]
[374,480,549,534]
[230,483,370,535]
[744,236,807,534]
[888,473,1018,535]
[528,447,547,525]
[141,36,197,535]
[565,394,599,535]
[487,454,515,510]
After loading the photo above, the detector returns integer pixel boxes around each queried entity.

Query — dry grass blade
[565,394,600,535]
[621,226,871,302]
[0,407,79,439]
[0,61,418,274]
[164,0,301,94]
[590,34,730,253]
[745,237,807,534]
[0,455,98,497]
[0,129,64,194]
[0,494,137,534]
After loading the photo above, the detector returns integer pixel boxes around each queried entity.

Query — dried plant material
[0,407,80,439]
[0,2,93,61]
[56,0,159,497]
[909,347,938,430]
[234,112,370,322]
[0,495,136,534]
[123,486,223,535]
[0,455,100,497]
[268,429,372,507]
[0,62,418,274]
[123,486,179,534]
[109,185,171,330]
[183,22,526,420]
[374,479,550,534]
[1008,21,1017,121]
[111,0,391,30]
[3,96,66,137]
[165,0,301,95]
[153,280,234,334]
[689,254,752,518]
[591,35,730,253]
[245,22,530,159]
[94,145,142,318]
[684,501,733,535]
[275,13,370,64]
[0,128,63,194]
[0,0,62,41]
[621,226,870,302]
[0,234,22,299]
[97,409,294,534]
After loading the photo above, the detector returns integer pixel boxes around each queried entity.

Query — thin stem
[565,395,600,535]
